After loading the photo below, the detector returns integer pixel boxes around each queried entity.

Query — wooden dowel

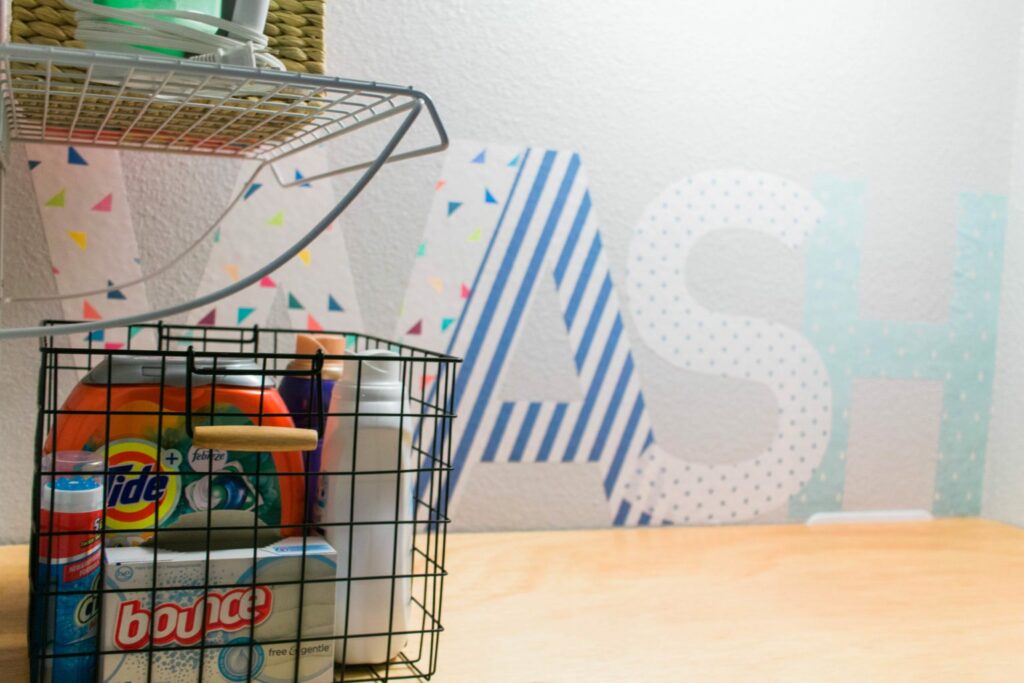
[192,425,318,452]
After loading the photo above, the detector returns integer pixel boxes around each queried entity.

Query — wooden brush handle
[192,425,318,452]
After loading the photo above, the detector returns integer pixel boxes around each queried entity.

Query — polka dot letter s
[625,170,831,522]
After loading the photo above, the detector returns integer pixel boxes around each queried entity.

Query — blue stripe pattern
[554,192,591,286]
[451,152,571,489]
[434,146,659,526]
[588,355,634,462]
[445,148,532,357]
[481,402,514,462]
[613,500,632,526]
[562,316,623,462]
[604,394,645,496]
[564,233,601,328]
[509,402,541,463]
[574,273,612,369]
[416,146,532,495]
[536,403,567,463]
[455,151,556,412]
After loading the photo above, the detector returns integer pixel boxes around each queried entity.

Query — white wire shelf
[0,42,447,340]
[0,43,446,162]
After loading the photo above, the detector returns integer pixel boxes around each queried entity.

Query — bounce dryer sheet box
[101,536,337,683]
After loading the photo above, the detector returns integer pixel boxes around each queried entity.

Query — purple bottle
[278,334,346,525]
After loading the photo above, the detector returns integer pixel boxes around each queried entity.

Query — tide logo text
[106,464,168,508]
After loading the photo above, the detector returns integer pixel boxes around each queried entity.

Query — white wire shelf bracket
[0,43,448,340]
[0,43,447,166]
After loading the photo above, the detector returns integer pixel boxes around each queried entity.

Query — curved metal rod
[4,159,266,303]
[3,90,444,305]
[3,92,448,304]
[0,47,449,306]
[0,99,424,340]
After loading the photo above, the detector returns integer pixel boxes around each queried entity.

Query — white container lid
[341,349,401,387]
[334,350,406,409]
[40,477,103,514]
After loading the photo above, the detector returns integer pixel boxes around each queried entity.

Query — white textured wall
[1,1,1023,540]
[984,7,1024,526]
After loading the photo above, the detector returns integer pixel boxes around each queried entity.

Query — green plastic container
[93,0,223,57]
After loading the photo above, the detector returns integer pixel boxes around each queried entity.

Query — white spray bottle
[320,350,413,664]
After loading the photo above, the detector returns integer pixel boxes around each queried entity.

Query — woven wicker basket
[9,0,326,74]
[4,0,329,154]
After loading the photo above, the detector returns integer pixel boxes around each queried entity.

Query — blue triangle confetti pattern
[106,280,126,300]
[67,147,88,166]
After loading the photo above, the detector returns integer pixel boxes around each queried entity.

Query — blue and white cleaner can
[34,472,103,682]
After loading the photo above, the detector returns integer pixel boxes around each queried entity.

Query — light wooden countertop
[2,519,1022,681]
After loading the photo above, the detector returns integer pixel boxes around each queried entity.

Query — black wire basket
[28,321,458,683]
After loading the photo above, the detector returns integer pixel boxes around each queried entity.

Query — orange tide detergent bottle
[47,356,306,546]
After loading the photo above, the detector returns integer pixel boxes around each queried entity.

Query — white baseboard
[806,509,934,525]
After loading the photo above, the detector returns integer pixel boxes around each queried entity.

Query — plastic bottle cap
[41,479,103,514]
[343,349,401,386]
[316,336,346,355]
[289,334,345,379]
[43,450,104,475]
[54,476,100,492]
[316,335,346,378]
[294,333,322,357]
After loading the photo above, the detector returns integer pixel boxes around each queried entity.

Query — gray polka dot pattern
[625,170,831,522]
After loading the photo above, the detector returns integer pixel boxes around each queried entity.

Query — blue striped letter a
[397,141,656,526]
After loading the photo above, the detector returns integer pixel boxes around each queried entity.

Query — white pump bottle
[320,350,414,664]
